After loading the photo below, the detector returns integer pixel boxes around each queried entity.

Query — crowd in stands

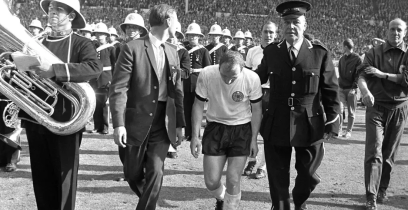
[12,0,408,59]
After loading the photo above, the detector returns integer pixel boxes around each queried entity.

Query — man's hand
[190,136,202,158]
[324,132,335,141]
[175,127,183,147]
[114,126,127,148]
[348,89,357,96]
[249,138,259,158]
[29,64,55,79]
[365,67,385,78]
[362,91,375,107]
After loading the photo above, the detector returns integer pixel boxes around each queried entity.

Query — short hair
[304,33,314,41]
[343,38,354,49]
[219,51,245,70]
[389,18,407,30]
[261,21,277,33]
[149,4,176,27]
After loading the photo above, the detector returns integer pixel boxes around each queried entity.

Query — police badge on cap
[276,0,312,17]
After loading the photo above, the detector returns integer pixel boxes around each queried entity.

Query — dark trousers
[93,88,109,131]
[265,142,324,209]
[26,129,82,210]
[364,104,408,199]
[123,102,170,210]
[183,90,195,139]
[0,100,18,167]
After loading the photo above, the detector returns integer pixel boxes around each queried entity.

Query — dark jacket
[91,43,116,89]
[359,40,408,108]
[177,44,191,80]
[21,32,102,133]
[205,43,228,65]
[183,43,211,92]
[338,52,362,89]
[256,39,340,147]
[109,35,185,146]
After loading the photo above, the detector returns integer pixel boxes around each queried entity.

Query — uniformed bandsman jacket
[183,42,211,92]
[92,43,116,88]
[176,42,191,80]
[231,45,248,61]
[256,39,340,147]
[20,32,103,132]
[205,42,228,65]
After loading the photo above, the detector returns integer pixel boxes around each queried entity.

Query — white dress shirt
[149,33,167,101]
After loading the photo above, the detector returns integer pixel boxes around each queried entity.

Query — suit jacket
[177,46,191,80]
[256,39,340,147]
[109,35,185,146]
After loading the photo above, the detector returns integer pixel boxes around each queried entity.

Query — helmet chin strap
[47,12,73,37]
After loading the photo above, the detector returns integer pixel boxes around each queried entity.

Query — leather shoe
[377,191,388,204]
[167,152,178,159]
[295,203,307,210]
[100,130,109,135]
[5,163,17,172]
[365,199,377,210]
[87,129,99,133]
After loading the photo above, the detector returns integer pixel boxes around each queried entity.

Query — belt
[103,66,112,71]
[271,97,315,107]
[191,68,203,73]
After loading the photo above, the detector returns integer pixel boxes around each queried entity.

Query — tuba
[0,0,96,135]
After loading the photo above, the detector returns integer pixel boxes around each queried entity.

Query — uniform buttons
[149,113,153,116]
[154,86,157,89]
[152,100,156,103]
[291,107,295,111]
[291,93,295,97]
[292,67,296,71]
[292,81,296,84]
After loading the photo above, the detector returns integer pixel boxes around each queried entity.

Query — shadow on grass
[79,149,118,155]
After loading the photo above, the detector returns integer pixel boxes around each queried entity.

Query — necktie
[157,44,165,83]
[289,46,296,64]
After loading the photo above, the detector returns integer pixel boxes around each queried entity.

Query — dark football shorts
[202,121,252,157]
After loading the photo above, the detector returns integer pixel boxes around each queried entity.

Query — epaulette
[311,39,329,51]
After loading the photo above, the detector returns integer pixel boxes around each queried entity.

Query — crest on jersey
[232,91,244,102]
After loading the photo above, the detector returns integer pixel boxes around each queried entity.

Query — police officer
[256,1,340,210]
[120,10,148,43]
[245,30,254,49]
[231,29,247,61]
[183,20,211,141]
[29,18,44,36]
[166,21,191,158]
[89,22,116,135]
[222,27,234,50]
[205,22,228,65]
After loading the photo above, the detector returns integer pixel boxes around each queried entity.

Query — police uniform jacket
[176,43,191,80]
[20,32,103,132]
[94,43,116,88]
[183,42,211,92]
[256,39,340,147]
[111,41,122,60]
[205,43,228,65]
[109,35,185,146]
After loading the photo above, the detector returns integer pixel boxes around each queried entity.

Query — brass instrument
[0,0,96,135]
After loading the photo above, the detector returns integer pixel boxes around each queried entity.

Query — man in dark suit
[255,1,340,210]
[109,4,185,210]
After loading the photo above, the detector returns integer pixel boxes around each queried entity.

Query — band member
[29,18,44,36]
[244,30,254,49]
[22,0,102,209]
[231,30,247,60]
[89,22,116,135]
[109,26,121,57]
[0,95,21,172]
[244,21,278,180]
[80,24,93,40]
[359,18,408,210]
[183,20,211,141]
[167,21,191,159]
[256,1,340,209]
[222,27,234,50]
[109,4,184,209]
[205,22,228,65]
[190,51,263,210]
